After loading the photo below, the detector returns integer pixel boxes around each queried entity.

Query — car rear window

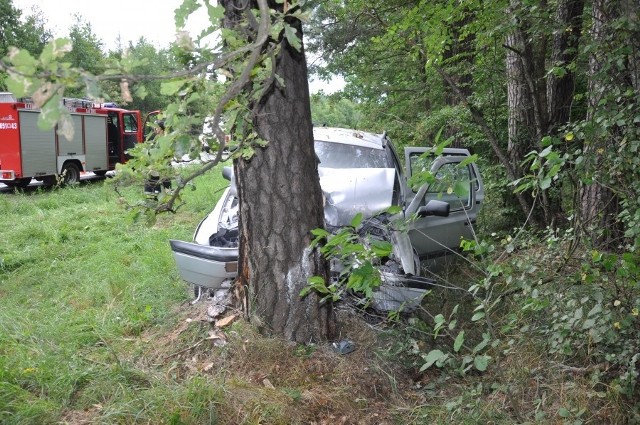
[314,140,391,169]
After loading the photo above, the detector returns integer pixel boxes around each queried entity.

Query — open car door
[403,147,484,259]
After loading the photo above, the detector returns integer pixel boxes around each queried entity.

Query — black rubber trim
[169,240,238,262]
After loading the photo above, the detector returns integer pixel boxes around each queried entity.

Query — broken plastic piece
[331,340,356,355]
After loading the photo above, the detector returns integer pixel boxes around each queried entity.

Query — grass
[0,166,634,424]
[0,168,225,424]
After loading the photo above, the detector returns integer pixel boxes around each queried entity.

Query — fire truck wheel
[61,163,81,185]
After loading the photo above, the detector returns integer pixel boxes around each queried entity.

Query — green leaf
[175,0,199,28]
[160,79,188,96]
[558,407,571,418]
[539,145,553,158]
[385,205,402,214]
[40,38,72,65]
[350,213,363,228]
[134,85,148,100]
[370,240,393,257]
[299,287,312,297]
[284,23,302,52]
[581,318,596,329]
[302,276,329,296]
[453,331,464,352]
[473,355,490,371]
[419,349,445,371]
[6,73,34,97]
[206,4,225,20]
[472,335,490,354]
[458,154,478,167]
[38,96,63,130]
[540,177,552,190]
[8,48,38,69]
[310,228,330,238]
[454,181,469,198]
[471,312,485,322]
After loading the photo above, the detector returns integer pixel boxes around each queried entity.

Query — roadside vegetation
[0,170,635,424]
[1,0,639,423]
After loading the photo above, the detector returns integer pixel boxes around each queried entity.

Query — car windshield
[314,140,392,168]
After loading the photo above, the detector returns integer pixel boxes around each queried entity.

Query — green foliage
[308,0,507,146]
[310,93,362,128]
[0,173,230,423]
[510,137,568,195]
[302,213,385,302]
[460,225,640,399]
[0,0,52,90]
[537,248,640,396]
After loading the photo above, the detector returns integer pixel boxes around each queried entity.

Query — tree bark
[504,0,585,227]
[505,30,535,170]
[578,0,622,248]
[546,0,584,134]
[224,1,336,342]
[504,1,547,226]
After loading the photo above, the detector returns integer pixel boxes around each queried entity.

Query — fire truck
[0,92,144,188]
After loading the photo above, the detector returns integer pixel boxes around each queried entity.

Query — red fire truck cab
[0,92,143,188]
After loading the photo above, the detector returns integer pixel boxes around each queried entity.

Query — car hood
[319,167,396,227]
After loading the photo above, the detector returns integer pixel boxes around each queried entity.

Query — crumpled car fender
[389,229,418,276]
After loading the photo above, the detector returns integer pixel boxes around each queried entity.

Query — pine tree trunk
[224,1,336,342]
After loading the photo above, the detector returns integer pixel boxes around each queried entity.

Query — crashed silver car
[170,127,484,310]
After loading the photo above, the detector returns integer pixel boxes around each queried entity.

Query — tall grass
[0,167,229,424]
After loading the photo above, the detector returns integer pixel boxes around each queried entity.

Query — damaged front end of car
[318,199,450,313]
[170,163,451,312]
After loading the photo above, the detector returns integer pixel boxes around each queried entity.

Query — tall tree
[0,0,50,90]
[504,0,585,226]
[577,0,639,247]
[64,15,106,98]
[105,39,179,113]
[221,0,335,341]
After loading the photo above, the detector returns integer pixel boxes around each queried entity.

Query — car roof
[313,127,385,150]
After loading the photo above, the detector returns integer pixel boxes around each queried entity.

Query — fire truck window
[123,114,138,133]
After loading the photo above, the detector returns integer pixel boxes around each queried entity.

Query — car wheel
[61,163,81,185]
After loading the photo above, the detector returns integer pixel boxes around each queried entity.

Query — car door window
[425,163,472,211]
[408,152,437,192]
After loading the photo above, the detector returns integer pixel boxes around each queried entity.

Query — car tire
[61,163,81,185]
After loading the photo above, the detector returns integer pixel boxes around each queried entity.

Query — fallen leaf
[215,314,237,328]
[262,378,275,389]
[203,362,214,372]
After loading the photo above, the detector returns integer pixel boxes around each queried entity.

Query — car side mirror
[222,166,233,181]
[417,200,450,217]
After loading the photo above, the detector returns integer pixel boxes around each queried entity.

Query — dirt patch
[59,405,102,425]
[136,300,424,424]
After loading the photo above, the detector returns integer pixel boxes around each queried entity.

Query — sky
[13,0,208,50]
[11,0,343,93]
